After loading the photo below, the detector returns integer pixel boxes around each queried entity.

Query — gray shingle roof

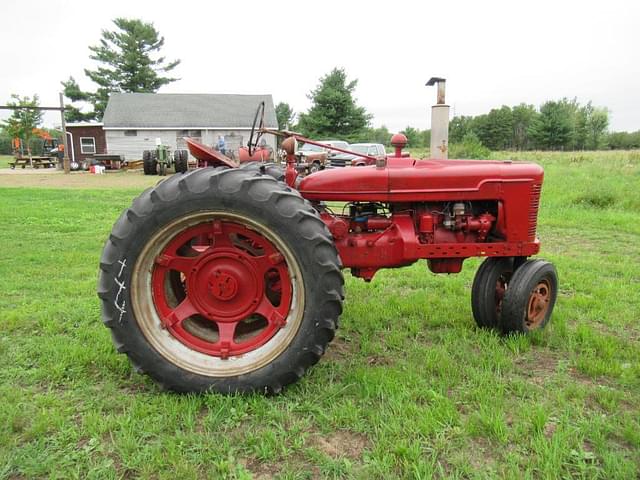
[103,93,278,129]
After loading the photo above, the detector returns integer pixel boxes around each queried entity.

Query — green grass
[0,155,14,168]
[1,150,639,478]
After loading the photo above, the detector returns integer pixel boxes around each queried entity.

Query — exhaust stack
[426,77,450,159]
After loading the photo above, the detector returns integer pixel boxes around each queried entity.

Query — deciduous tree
[512,104,538,150]
[585,104,609,149]
[401,126,422,148]
[529,101,573,150]
[275,102,295,130]
[1,94,43,158]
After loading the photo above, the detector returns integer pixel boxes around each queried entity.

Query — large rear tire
[240,161,285,181]
[98,168,344,393]
[174,150,189,173]
[143,150,157,175]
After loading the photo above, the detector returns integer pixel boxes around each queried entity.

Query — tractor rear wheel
[143,150,157,175]
[174,150,189,173]
[240,161,285,181]
[98,168,344,394]
[471,257,514,329]
[500,260,558,334]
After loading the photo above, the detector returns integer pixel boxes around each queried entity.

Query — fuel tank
[298,157,544,202]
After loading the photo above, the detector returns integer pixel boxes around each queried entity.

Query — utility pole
[59,93,70,174]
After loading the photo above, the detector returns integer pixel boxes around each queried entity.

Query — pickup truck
[296,140,349,172]
[329,143,387,167]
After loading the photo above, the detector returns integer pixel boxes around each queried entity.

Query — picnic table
[9,156,57,169]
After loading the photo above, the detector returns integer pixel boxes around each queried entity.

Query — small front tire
[471,257,514,329]
[500,260,558,334]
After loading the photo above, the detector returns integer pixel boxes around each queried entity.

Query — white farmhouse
[102,93,278,160]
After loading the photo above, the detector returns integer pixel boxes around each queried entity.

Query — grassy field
[0,150,639,479]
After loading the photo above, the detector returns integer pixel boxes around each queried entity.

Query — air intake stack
[426,77,449,159]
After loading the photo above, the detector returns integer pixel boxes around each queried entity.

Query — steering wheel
[248,101,265,157]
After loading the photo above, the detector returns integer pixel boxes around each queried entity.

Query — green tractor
[142,143,189,176]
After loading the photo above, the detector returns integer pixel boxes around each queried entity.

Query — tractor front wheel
[471,257,514,329]
[98,168,343,394]
[500,260,558,334]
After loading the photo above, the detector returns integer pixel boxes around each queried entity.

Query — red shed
[65,123,106,164]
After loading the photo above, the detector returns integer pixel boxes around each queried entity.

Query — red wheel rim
[151,220,292,359]
[525,279,551,329]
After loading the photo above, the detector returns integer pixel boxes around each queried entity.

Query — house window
[176,130,202,149]
[80,137,96,154]
[124,130,137,136]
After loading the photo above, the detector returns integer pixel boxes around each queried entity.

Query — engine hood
[298,157,544,202]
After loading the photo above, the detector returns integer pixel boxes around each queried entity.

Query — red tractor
[98,102,558,394]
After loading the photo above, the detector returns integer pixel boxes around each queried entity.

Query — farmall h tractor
[98,93,558,395]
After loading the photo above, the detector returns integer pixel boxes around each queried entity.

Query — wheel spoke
[253,252,285,277]
[163,298,198,328]
[216,322,237,359]
[155,253,198,273]
[255,299,286,329]
[212,230,233,248]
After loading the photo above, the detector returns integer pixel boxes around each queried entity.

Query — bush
[449,132,491,159]
[572,191,616,209]
[0,135,12,155]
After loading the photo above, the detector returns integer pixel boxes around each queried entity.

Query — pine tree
[62,18,180,121]
[297,68,371,140]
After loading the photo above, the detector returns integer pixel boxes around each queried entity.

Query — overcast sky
[1,0,638,132]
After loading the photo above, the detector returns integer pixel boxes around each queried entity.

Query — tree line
[277,70,638,151]
[450,99,612,151]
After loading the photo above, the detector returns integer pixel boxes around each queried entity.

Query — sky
[1,0,638,133]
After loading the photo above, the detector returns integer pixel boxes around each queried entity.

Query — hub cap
[150,220,292,359]
[525,279,551,329]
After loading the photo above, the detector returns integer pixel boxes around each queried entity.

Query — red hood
[298,156,544,202]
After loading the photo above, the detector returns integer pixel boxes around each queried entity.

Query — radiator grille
[528,183,542,240]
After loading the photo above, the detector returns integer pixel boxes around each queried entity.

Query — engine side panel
[305,157,544,280]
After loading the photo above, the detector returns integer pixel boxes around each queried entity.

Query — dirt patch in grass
[324,334,357,362]
[309,430,370,460]
[514,349,559,385]
[242,458,282,480]
[466,437,498,470]
[567,367,616,389]
[325,333,392,367]
[544,420,558,439]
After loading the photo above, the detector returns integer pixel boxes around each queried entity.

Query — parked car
[296,140,349,172]
[330,143,387,167]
